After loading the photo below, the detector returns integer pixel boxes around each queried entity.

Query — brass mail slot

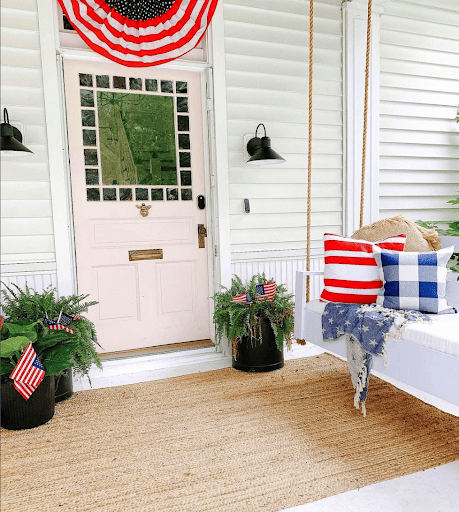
[129,249,163,261]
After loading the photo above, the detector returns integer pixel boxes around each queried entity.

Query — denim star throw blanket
[322,303,431,416]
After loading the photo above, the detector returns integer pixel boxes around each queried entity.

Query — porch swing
[294,0,459,411]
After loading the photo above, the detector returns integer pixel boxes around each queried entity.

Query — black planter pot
[55,368,74,403]
[1,375,55,430]
[232,316,284,372]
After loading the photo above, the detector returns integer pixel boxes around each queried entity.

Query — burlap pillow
[351,215,441,252]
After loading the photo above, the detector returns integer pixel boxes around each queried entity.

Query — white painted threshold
[72,342,459,417]
[72,342,323,392]
[73,346,232,391]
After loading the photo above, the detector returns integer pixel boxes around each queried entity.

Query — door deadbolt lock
[197,195,206,210]
[198,224,207,248]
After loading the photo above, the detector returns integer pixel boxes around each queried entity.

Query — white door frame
[37,0,77,296]
[37,0,232,348]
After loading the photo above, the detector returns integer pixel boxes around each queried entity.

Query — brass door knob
[198,224,207,248]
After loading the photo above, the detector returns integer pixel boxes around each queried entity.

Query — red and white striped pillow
[319,233,407,304]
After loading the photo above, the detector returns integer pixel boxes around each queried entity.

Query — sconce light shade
[1,108,33,156]
[246,123,285,165]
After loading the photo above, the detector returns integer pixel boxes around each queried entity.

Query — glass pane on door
[97,92,177,186]
[77,72,194,202]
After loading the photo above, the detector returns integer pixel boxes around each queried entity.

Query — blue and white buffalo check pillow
[373,245,455,314]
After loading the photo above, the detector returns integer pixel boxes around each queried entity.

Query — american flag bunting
[57,0,219,68]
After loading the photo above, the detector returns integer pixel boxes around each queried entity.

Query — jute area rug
[2,354,458,512]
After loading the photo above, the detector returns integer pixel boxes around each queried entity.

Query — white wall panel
[223,0,343,260]
[0,0,56,268]
[1,6,39,30]
[379,0,459,225]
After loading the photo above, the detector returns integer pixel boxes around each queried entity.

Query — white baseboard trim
[72,342,324,392]
[73,347,232,391]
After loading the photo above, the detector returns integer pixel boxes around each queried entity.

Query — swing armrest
[294,270,324,339]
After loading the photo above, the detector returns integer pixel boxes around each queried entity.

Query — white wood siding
[223,0,343,256]
[1,0,56,267]
[379,0,459,224]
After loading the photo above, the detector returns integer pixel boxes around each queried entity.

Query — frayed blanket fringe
[323,303,431,417]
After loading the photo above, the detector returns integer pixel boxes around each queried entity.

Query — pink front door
[64,58,211,353]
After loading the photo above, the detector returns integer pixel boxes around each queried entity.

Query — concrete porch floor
[283,461,459,512]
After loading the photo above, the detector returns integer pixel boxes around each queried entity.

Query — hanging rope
[306,0,314,302]
[306,0,372,298]
[360,0,373,228]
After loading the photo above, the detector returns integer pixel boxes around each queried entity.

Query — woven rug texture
[1,354,458,512]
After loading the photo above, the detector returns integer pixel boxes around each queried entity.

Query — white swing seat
[294,270,459,411]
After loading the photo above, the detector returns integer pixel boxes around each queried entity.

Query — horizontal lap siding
[224,0,343,255]
[1,0,55,262]
[379,0,459,225]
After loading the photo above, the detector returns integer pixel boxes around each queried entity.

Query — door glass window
[151,189,164,200]
[166,188,179,201]
[84,149,98,166]
[86,188,100,201]
[103,188,117,201]
[79,73,93,87]
[135,188,149,201]
[97,92,177,187]
[96,75,110,88]
[129,78,142,90]
[145,79,158,92]
[85,169,99,185]
[181,189,192,201]
[83,129,96,146]
[119,188,133,201]
[113,76,126,89]
[78,73,192,202]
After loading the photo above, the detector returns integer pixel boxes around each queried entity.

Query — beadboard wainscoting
[0,262,58,296]
[231,253,325,299]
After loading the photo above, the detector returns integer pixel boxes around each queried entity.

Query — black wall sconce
[246,123,285,165]
[1,108,33,156]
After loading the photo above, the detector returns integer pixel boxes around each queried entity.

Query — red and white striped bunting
[57,0,219,67]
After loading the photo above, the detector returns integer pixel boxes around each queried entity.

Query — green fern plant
[212,274,294,356]
[416,219,459,281]
[1,284,102,381]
